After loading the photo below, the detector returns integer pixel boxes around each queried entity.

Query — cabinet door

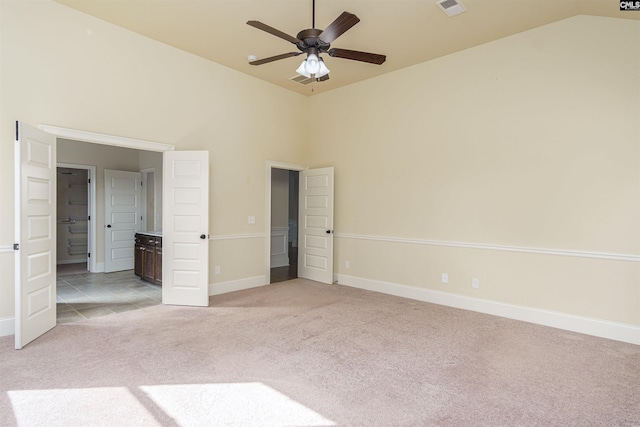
[134,243,144,277]
[143,245,155,282]
[155,246,162,285]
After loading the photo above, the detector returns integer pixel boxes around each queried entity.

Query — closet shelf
[57,217,88,224]
[68,225,87,234]
[67,238,87,246]
[67,249,87,256]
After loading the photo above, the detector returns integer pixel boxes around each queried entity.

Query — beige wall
[0,0,309,320]
[139,150,163,231]
[271,169,290,229]
[309,16,640,326]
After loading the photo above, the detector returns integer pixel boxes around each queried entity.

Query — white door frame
[57,162,97,273]
[39,125,175,153]
[264,161,307,284]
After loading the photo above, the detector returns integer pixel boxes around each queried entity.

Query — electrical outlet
[215,266,221,275]
[344,260,350,268]
[472,278,479,288]
[441,273,448,284]
[248,216,255,224]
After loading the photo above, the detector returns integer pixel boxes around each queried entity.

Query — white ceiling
[54,0,639,96]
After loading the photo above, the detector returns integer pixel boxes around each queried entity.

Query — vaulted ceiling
[54,0,639,96]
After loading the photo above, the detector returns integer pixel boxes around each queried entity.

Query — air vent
[436,0,467,17]
[290,75,315,85]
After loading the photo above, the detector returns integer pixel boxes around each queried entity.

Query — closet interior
[56,167,89,267]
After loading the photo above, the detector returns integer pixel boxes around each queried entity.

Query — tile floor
[57,264,162,324]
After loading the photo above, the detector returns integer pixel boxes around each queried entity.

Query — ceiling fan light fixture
[305,52,320,75]
[296,60,311,78]
[296,55,330,78]
[315,58,330,78]
[296,47,330,79]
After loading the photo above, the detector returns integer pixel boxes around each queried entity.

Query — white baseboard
[209,276,267,296]
[335,273,640,346]
[0,317,15,337]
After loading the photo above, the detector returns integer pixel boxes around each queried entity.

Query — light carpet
[1,279,639,426]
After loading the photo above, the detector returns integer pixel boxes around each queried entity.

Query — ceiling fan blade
[247,21,301,44]
[316,74,330,82]
[328,48,386,65]
[249,52,302,65]
[319,12,360,43]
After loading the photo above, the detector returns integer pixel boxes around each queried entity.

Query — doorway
[56,167,89,273]
[265,162,335,285]
[16,123,215,348]
[54,143,164,323]
[270,168,299,284]
[265,161,306,284]
[56,163,97,273]
[57,138,163,273]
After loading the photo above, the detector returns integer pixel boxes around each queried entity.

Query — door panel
[298,167,334,284]
[104,170,142,272]
[162,151,209,306]
[15,122,57,349]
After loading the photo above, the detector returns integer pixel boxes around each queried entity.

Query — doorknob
[326,230,333,234]
[200,234,207,239]
[106,224,112,228]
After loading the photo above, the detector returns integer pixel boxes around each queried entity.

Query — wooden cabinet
[155,246,162,285]
[134,233,162,285]
[134,242,144,278]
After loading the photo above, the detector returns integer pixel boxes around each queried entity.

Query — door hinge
[88,253,90,258]
[88,178,91,184]
[15,121,19,141]
[88,215,90,221]
[13,243,19,250]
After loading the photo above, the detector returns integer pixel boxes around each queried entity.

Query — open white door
[104,169,142,273]
[298,167,334,284]
[14,122,57,349]
[162,151,209,306]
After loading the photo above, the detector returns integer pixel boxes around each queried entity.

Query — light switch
[248,216,255,224]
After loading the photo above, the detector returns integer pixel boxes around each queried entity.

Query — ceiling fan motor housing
[296,29,330,53]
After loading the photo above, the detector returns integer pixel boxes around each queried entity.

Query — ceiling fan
[247,0,386,82]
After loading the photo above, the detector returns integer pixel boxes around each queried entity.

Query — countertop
[137,231,162,237]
